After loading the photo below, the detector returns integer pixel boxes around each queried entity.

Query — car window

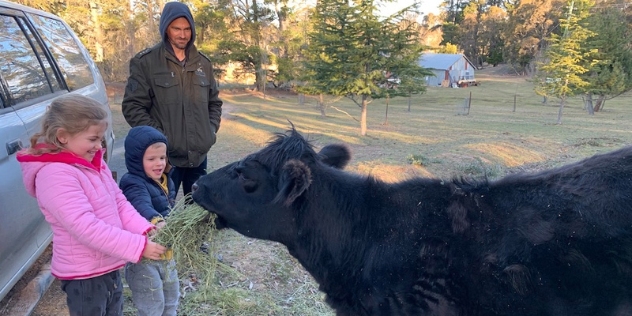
[27,13,93,91]
[0,14,52,104]
[17,16,63,93]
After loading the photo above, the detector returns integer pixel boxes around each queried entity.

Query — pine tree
[581,6,632,113]
[303,0,428,135]
[536,0,595,124]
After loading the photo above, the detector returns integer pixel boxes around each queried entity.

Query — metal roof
[419,53,474,70]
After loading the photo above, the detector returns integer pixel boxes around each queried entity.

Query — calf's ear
[319,144,351,169]
[274,159,312,206]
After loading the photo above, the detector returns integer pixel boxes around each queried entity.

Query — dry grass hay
[150,197,218,299]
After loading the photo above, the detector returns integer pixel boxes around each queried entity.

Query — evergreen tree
[581,6,632,113]
[536,0,595,124]
[303,0,428,135]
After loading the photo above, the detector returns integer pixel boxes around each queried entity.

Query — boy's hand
[142,240,166,260]
[155,221,166,230]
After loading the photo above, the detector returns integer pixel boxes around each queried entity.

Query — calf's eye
[239,173,258,193]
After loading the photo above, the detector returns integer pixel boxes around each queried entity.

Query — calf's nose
[191,182,199,193]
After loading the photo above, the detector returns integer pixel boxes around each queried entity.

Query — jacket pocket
[153,75,180,106]
[192,75,210,106]
[154,74,179,88]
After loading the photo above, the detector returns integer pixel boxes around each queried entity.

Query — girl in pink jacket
[17,94,166,316]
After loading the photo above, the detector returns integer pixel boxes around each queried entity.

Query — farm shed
[419,53,477,87]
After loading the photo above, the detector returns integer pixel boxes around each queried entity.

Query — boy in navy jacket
[120,126,179,316]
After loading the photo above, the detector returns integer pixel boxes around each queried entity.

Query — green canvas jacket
[122,42,222,168]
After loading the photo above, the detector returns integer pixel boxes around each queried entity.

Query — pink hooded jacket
[18,147,153,280]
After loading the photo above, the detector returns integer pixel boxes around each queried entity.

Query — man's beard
[170,39,188,50]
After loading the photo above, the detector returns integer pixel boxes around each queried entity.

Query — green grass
[110,69,632,315]
[214,73,632,181]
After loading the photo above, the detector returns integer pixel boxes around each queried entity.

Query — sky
[378,0,443,17]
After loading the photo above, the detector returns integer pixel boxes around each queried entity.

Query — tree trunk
[360,95,368,136]
[407,94,412,112]
[197,22,205,44]
[251,0,265,92]
[274,0,289,58]
[148,0,161,44]
[594,94,606,112]
[557,96,565,125]
[89,2,104,62]
[584,93,595,115]
[126,4,135,63]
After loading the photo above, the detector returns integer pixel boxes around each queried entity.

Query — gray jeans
[124,260,180,316]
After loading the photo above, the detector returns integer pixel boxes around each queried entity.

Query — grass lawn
[212,70,632,181]
[107,68,632,315]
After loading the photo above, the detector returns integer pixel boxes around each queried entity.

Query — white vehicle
[0,0,114,306]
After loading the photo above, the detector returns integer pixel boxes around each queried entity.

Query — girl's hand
[142,240,166,260]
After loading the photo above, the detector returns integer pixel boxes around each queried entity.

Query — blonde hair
[27,94,108,155]
[148,142,167,150]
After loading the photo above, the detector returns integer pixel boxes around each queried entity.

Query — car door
[26,10,115,162]
[0,8,55,301]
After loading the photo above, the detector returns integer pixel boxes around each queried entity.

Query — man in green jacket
[122,2,222,197]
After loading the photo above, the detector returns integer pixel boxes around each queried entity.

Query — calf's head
[191,129,350,242]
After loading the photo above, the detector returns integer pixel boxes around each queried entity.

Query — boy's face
[143,143,168,181]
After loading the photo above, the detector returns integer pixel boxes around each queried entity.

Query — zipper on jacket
[153,177,171,204]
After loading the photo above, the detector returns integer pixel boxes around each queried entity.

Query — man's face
[167,17,191,50]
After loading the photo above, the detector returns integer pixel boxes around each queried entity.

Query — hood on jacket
[17,145,104,197]
[124,126,168,178]
[159,2,196,52]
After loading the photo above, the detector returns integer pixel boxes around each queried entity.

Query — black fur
[192,128,632,316]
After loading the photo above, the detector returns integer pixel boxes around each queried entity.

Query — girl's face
[143,143,167,181]
[58,121,107,161]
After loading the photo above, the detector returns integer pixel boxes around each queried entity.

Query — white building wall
[425,70,445,86]
[453,57,476,82]
[421,55,476,87]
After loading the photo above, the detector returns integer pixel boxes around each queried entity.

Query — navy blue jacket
[119,126,176,221]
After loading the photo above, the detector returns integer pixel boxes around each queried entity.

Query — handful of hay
[149,197,218,298]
